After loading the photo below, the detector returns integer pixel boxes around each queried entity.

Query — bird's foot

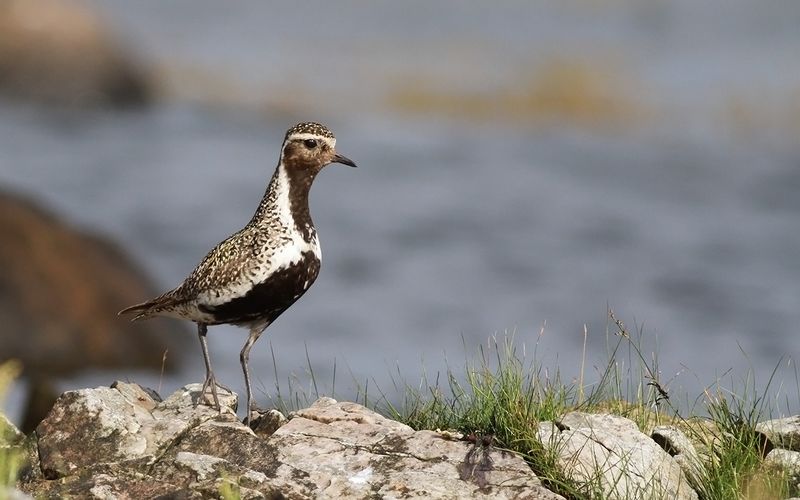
[198,374,231,410]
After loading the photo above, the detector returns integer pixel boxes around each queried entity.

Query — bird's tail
[118,292,183,321]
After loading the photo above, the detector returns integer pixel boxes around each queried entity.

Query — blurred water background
[1,0,799,422]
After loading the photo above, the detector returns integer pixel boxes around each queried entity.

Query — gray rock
[0,486,33,500]
[537,421,558,446]
[21,382,563,499]
[249,408,288,438]
[1,411,42,485]
[651,425,704,486]
[765,448,800,477]
[543,412,698,500]
[757,416,800,452]
[271,397,562,499]
[35,381,238,479]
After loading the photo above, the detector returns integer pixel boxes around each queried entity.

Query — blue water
[2,1,799,419]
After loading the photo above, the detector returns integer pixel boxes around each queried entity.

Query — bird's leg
[240,324,267,426]
[197,323,229,410]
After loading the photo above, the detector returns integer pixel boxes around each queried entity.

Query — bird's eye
[303,139,318,149]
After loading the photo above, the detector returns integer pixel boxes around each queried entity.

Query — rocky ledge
[13,382,559,499]
[6,382,800,499]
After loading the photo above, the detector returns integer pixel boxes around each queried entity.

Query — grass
[4,309,795,499]
[259,308,797,499]
[352,311,798,500]
[0,360,23,496]
[370,310,797,500]
[382,333,588,497]
[698,391,789,499]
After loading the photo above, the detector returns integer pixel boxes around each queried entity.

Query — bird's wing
[119,228,259,320]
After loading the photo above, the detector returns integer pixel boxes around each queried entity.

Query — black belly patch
[198,251,321,326]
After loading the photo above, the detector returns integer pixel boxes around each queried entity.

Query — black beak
[332,153,357,168]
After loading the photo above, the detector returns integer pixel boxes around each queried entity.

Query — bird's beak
[332,153,357,168]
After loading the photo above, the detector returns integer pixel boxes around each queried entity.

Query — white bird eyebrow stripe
[287,133,336,148]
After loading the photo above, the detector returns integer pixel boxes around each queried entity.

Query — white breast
[195,165,321,308]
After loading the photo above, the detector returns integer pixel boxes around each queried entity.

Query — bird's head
[280,122,357,175]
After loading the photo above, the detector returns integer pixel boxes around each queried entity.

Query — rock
[0,412,25,476]
[0,0,151,107]
[757,416,800,452]
[35,382,238,479]
[0,486,33,500]
[0,190,190,375]
[20,382,564,499]
[764,448,800,478]
[0,190,191,431]
[651,425,704,486]
[272,397,561,499]
[0,412,24,445]
[764,448,800,497]
[542,412,698,500]
[536,421,558,445]
[1,413,36,498]
[249,408,288,437]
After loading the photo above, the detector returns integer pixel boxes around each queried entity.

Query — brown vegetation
[386,58,644,129]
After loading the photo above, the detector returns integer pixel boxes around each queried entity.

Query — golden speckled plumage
[119,121,356,423]
[284,121,335,140]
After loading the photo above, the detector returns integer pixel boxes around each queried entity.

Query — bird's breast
[197,248,321,326]
[268,230,320,270]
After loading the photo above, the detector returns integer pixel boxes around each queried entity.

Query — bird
[119,122,357,424]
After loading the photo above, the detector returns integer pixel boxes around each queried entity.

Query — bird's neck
[252,163,317,240]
